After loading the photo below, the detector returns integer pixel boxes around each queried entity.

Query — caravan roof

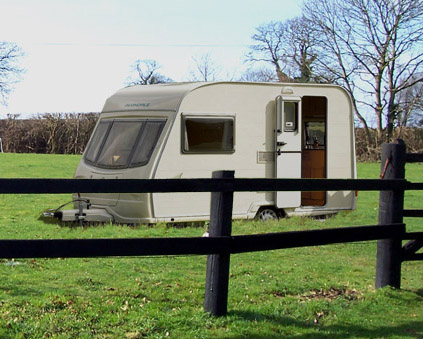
[102,82,204,113]
[101,81,351,114]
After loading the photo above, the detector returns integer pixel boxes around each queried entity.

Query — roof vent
[281,87,294,95]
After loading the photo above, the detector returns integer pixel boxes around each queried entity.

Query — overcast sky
[0,0,301,117]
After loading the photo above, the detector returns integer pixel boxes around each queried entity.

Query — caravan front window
[182,116,235,153]
[84,119,166,169]
[96,121,142,167]
[131,121,165,166]
[85,121,109,163]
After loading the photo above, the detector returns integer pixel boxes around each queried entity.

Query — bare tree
[396,76,423,127]
[247,18,320,83]
[188,53,223,82]
[126,59,173,86]
[247,21,291,82]
[239,67,279,82]
[284,17,320,83]
[0,42,24,105]
[303,0,423,142]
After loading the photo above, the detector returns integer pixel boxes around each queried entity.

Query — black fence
[0,139,422,316]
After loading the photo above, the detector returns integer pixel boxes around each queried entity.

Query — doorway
[301,96,327,206]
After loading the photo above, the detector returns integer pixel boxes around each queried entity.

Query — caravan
[55,82,357,224]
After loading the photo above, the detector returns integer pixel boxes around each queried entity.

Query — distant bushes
[0,113,98,154]
[355,128,423,162]
[1,114,423,162]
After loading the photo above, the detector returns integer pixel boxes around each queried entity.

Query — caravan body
[67,82,356,224]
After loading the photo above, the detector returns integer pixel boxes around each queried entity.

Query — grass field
[0,153,422,338]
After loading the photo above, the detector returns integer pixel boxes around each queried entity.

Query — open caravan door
[275,95,302,208]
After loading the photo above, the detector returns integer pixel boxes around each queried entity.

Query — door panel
[276,153,301,207]
[275,96,302,208]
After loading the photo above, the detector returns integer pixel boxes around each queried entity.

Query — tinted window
[183,117,234,153]
[84,119,166,168]
[96,121,144,167]
[131,121,165,166]
[85,121,110,163]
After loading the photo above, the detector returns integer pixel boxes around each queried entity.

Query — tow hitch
[41,199,113,225]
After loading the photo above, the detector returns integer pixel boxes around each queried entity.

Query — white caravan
[56,82,357,224]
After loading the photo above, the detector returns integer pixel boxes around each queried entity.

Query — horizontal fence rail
[402,232,423,240]
[403,209,423,218]
[0,224,405,259]
[0,178,421,194]
[406,153,423,163]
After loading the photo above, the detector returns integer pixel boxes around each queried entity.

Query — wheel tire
[257,208,279,222]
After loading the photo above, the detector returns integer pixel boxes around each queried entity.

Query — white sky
[0,0,301,117]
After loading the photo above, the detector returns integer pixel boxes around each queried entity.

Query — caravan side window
[182,116,235,153]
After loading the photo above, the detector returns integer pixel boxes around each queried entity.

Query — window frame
[84,118,166,169]
[181,114,236,154]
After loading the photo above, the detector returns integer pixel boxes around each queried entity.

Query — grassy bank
[0,153,422,338]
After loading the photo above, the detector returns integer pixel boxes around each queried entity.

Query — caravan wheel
[256,208,279,222]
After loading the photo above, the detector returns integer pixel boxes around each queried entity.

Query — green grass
[0,153,422,338]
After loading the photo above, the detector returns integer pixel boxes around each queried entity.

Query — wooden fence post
[204,170,234,316]
[375,139,406,289]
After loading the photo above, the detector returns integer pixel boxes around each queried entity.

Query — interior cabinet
[301,149,325,206]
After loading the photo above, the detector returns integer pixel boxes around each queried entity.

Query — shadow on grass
[228,310,423,338]
[0,284,44,298]
[414,289,423,298]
